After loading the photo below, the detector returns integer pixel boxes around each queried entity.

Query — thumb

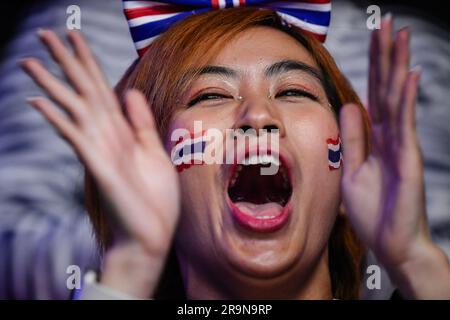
[339,103,366,178]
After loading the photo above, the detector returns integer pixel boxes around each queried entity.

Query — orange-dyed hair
[85,7,369,299]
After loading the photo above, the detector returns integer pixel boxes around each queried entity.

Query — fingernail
[18,57,31,68]
[411,65,422,73]
[26,96,40,103]
[383,12,392,22]
[37,28,47,37]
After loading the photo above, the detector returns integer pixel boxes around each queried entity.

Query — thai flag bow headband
[123,0,332,56]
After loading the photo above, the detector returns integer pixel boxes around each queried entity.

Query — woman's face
[166,26,341,291]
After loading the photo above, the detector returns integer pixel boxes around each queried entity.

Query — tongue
[234,201,283,218]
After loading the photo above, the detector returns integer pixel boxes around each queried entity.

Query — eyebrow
[196,65,237,78]
[264,59,323,83]
[193,59,323,83]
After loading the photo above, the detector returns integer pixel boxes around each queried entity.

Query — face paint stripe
[328,148,341,163]
[173,140,206,162]
[171,131,208,171]
[173,135,206,152]
[326,136,340,145]
[327,134,342,171]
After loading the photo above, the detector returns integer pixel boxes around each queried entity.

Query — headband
[123,0,332,57]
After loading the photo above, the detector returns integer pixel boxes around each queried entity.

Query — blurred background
[0,0,448,299]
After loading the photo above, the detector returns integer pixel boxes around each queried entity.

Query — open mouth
[227,153,293,232]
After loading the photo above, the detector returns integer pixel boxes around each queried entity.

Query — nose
[233,94,285,137]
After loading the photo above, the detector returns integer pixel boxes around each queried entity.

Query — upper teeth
[242,154,280,166]
[229,155,282,188]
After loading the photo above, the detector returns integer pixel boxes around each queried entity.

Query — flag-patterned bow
[123,0,332,56]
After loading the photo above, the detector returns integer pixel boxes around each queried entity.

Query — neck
[178,249,333,300]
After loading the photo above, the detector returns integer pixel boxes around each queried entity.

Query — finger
[368,14,393,123]
[124,89,161,149]
[368,29,380,122]
[67,31,115,106]
[21,58,86,121]
[386,28,410,129]
[26,96,81,146]
[378,14,393,100]
[340,103,366,177]
[399,68,421,147]
[27,96,109,182]
[37,29,97,100]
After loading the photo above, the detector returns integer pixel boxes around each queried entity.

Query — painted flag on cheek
[171,131,207,172]
[327,135,342,171]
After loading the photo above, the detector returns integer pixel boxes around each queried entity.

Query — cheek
[165,109,235,156]
[287,108,342,209]
[166,109,232,215]
[175,169,214,247]
[170,106,234,132]
[288,109,340,171]
[176,158,222,232]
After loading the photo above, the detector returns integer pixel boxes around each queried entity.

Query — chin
[222,240,304,279]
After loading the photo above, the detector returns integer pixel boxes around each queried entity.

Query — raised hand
[339,15,450,298]
[21,30,180,297]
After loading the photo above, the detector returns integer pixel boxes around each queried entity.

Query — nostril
[236,124,280,136]
[236,125,279,136]
[263,125,279,133]
[239,125,253,134]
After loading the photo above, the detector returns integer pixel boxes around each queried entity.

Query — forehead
[209,26,318,72]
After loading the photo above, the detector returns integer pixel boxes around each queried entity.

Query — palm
[21,30,180,255]
[85,110,180,254]
[342,141,424,266]
[340,16,427,267]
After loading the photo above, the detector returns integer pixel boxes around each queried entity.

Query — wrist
[100,240,166,299]
[385,239,450,299]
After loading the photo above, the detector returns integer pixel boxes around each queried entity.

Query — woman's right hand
[21,30,180,298]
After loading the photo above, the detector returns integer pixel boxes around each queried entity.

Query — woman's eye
[187,92,231,107]
[275,89,318,101]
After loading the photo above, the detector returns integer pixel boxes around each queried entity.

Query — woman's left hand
[339,14,450,298]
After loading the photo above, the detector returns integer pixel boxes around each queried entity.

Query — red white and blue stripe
[123,0,332,56]
[171,132,208,172]
[327,135,342,171]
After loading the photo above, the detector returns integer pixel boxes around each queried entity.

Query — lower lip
[227,197,292,233]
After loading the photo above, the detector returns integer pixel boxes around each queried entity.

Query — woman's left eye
[275,89,318,101]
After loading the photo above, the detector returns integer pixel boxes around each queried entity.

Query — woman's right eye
[187,92,231,107]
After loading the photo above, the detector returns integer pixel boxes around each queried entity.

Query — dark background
[0,1,448,60]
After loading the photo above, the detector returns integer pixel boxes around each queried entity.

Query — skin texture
[168,26,339,299]
[340,15,450,299]
[21,30,180,298]
[21,14,450,299]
